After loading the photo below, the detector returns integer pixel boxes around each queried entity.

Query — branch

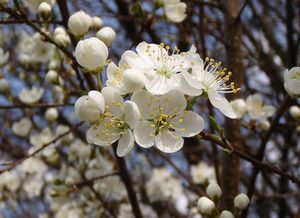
[112,143,144,218]
[0,103,74,109]
[0,122,84,174]
[199,130,300,185]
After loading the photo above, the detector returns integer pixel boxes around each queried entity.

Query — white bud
[68,11,92,36]
[74,90,105,122]
[54,33,70,47]
[206,182,222,200]
[234,193,249,210]
[54,27,66,37]
[46,70,58,84]
[220,210,234,218]
[123,68,145,93]
[74,37,108,71]
[197,197,215,216]
[92,16,103,30]
[48,60,59,70]
[258,120,270,131]
[96,26,116,47]
[230,98,247,119]
[45,108,59,122]
[284,67,300,96]
[38,2,52,20]
[0,78,9,92]
[289,106,300,119]
[12,118,32,137]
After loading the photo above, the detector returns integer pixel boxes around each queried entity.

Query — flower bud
[284,67,300,96]
[38,2,52,21]
[0,78,10,93]
[206,182,222,200]
[46,70,58,84]
[258,120,270,131]
[45,108,59,122]
[56,125,74,144]
[68,11,92,36]
[289,105,300,119]
[74,37,108,71]
[92,16,103,30]
[54,27,66,37]
[230,98,247,119]
[197,197,215,216]
[54,33,70,47]
[220,210,234,218]
[74,90,105,122]
[234,193,249,210]
[96,26,116,47]
[123,68,145,93]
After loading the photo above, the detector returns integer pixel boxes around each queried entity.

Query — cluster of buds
[197,182,250,217]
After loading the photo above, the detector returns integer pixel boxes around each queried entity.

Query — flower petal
[122,101,140,128]
[171,111,204,137]
[131,90,160,119]
[102,87,123,117]
[87,118,120,146]
[117,130,134,157]
[178,74,202,96]
[208,91,237,118]
[159,89,187,116]
[155,130,184,153]
[133,120,155,148]
[88,90,105,113]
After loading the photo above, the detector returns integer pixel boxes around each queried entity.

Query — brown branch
[199,129,300,185]
[75,172,119,188]
[112,143,144,218]
[0,122,84,174]
[0,103,74,109]
[241,95,292,217]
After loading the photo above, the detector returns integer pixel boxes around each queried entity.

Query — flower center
[152,113,173,135]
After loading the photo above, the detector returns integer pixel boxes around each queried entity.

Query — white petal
[246,94,263,110]
[179,74,202,96]
[171,111,204,137]
[117,130,134,157]
[208,91,237,119]
[155,130,184,153]
[131,90,160,119]
[122,101,140,128]
[286,80,300,95]
[106,62,119,80]
[87,118,120,146]
[160,89,187,116]
[88,90,105,113]
[182,67,205,89]
[261,105,275,119]
[133,120,155,148]
[102,87,123,117]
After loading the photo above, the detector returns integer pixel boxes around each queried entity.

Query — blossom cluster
[74,40,243,156]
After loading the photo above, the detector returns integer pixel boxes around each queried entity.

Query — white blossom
[182,56,238,118]
[284,67,300,96]
[91,16,103,30]
[74,90,105,122]
[206,181,222,200]
[234,193,250,210]
[19,86,44,104]
[12,117,32,137]
[246,94,275,121]
[68,11,92,36]
[197,196,215,216]
[0,47,9,65]
[132,90,204,153]
[289,105,300,119]
[230,98,247,118]
[74,37,108,71]
[220,210,234,218]
[56,125,74,144]
[87,87,140,156]
[164,0,187,23]
[96,26,116,47]
[45,107,59,122]
[106,52,146,94]
[190,161,215,184]
[0,78,9,92]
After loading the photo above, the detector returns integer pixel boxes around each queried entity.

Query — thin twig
[0,103,74,109]
[0,122,84,174]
